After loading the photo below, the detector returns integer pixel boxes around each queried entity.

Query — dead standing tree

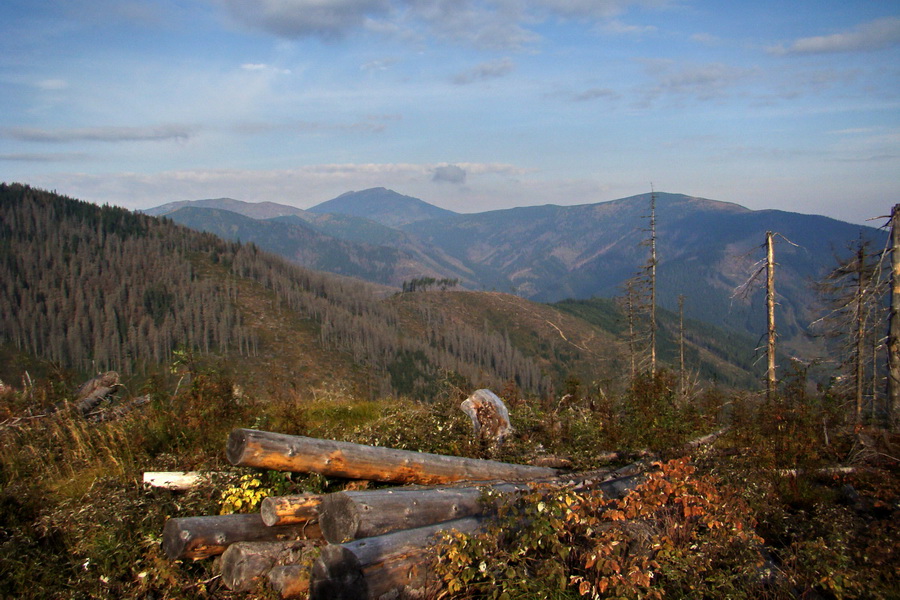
[733,231,798,401]
[620,189,659,378]
[814,236,888,424]
[889,204,900,431]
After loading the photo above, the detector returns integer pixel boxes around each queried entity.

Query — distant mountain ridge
[143,197,307,220]
[145,188,888,357]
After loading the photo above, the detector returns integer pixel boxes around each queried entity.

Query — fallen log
[261,493,322,527]
[162,513,322,560]
[309,516,483,600]
[226,428,559,485]
[220,540,317,592]
[319,472,644,543]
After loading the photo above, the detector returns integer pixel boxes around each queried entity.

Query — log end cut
[226,428,252,466]
[318,492,361,544]
[309,545,366,600]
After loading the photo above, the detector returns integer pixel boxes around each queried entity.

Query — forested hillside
[0,184,547,396]
[0,184,257,374]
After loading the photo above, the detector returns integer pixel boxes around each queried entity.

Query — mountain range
[1,183,764,396]
[146,188,888,357]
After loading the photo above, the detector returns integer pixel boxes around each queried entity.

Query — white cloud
[0,152,90,162]
[220,0,391,39]
[535,0,671,20]
[1,125,196,143]
[770,16,900,55]
[36,79,69,91]
[637,60,754,105]
[217,0,671,50]
[572,87,619,102]
[453,58,515,84]
[597,19,657,35]
[241,62,292,75]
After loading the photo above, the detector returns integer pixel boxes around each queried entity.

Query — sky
[0,1,898,225]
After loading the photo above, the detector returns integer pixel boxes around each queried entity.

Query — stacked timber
[161,427,645,599]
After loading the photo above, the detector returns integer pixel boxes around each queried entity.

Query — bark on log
[220,540,317,592]
[162,513,322,560]
[261,493,322,527]
[226,428,559,485]
[309,516,483,600]
[319,473,644,543]
[268,564,311,599]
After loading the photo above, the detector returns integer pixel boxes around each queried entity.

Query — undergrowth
[0,366,897,599]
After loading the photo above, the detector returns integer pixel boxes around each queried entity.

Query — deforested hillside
[0,184,548,397]
[0,183,257,374]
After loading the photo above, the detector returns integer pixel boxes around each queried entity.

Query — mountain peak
[308,188,457,228]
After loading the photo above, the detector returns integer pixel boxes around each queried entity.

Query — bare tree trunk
[855,244,867,424]
[889,204,900,430]
[766,231,777,401]
[650,190,657,376]
[678,294,685,398]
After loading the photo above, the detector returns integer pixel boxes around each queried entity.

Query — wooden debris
[319,472,644,543]
[226,428,559,485]
[261,493,323,527]
[87,393,150,422]
[220,540,317,592]
[143,471,209,491]
[268,564,311,599]
[74,371,120,414]
[162,513,322,560]
[460,388,512,446]
[309,516,483,600]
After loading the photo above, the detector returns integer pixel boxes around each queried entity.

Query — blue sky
[0,1,897,224]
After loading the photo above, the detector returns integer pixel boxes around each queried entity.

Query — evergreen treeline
[0,184,548,396]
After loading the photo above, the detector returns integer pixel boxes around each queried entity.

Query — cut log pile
[161,427,648,599]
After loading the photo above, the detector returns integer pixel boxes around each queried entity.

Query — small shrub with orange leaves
[433,458,765,599]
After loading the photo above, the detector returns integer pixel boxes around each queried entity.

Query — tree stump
[460,389,512,446]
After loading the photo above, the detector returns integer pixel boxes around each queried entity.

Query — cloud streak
[453,58,515,84]
[770,16,900,55]
[2,125,195,143]
[217,0,673,49]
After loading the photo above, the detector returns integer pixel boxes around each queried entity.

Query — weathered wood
[460,389,512,445]
[226,428,559,485]
[268,564,311,599]
[143,471,209,491]
[309,516,483,600]
[766,231,777,401]
[162,513,322,560]
[261,493,322,527]
[890,204,900,430]
[319,473,644,543]
[74,371,120,414]
[88,393,150,423]
[220,540,317,592]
